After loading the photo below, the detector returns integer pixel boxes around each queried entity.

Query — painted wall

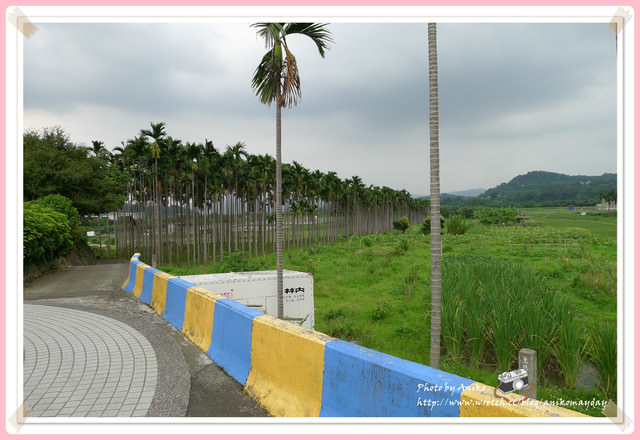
[122,254,587,418]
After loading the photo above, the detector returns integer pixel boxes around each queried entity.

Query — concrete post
[519,348,537,399]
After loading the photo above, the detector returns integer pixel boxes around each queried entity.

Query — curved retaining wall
[122,254,587,418]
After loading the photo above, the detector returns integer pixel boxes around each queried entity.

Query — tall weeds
[442,256,589,385]
[554,295,586,388]
[442,296,464,362]
[587,321,617,399]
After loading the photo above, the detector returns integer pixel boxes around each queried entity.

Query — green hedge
[473,207,518,225]
[23,202,73,265]
[31,193,82,243]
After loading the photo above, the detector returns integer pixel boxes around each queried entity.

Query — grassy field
[521,206,618,240]
[158,207,617,416]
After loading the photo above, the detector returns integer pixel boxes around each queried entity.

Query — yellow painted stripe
[245,315,333,417]
[181,287,223,352]
[150,272,174,316]
[132,263,150,298]
[460,382,589,417]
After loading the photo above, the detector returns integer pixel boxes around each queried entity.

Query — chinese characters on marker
[284,287,305,303]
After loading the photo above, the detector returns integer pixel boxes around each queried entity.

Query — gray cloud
[23,21,617,195]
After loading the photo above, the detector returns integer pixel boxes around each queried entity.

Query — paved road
[23,260,269,418]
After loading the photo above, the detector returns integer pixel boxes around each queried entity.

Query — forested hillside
[427,171,616,208]
[479,171,616,206]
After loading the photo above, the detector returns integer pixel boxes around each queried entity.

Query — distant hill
[478,171,616,206]
[417,188,486,200]
[446,188,486,198]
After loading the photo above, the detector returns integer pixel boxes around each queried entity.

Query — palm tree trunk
[192,176,196,264]
[204,175,208,266]
[262,191,267,256]
[428,22,442,370]
[155,159,162,265]
[276,93,284,319]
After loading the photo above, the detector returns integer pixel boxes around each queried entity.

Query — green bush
[473,207,518,225]
[396,236,410,252]
[441,206,475,219]
[421,215,445,234]
[446,215,470,235]
[392,216,410,234]
[24,202,73,265]
[371,300,389,321]
[31,194,82,243]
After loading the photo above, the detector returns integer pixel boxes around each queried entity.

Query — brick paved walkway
[23,304,157,417]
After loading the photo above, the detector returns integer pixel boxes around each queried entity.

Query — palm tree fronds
[251,22,285,49]
[281,44,301,107]
[283,23,333,57]
[251,50,280,106]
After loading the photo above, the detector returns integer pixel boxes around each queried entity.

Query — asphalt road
[23,260,269,418]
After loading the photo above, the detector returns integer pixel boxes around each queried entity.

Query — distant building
[597,198,617,211]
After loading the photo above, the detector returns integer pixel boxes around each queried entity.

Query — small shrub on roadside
[24,202,74,265]
[31,194,82,243]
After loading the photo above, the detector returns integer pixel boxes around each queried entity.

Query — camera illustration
[497,369,528,393]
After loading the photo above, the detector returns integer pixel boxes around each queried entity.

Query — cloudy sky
[23,17,618,195]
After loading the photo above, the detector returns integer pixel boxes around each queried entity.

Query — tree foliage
[23,123,431,266]
[23,127,127,215]
[392,216,410,233]
[30,194,82,242]
[478,171,616,207]
[108,121,429,264]
[430,171,617,209]
[445,215,470,235]
[23,202,74,265]
[440,205,474,219]
[473,207,518,225]
[421,215,445,235]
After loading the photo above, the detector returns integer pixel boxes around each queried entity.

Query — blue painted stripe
[162,278,195,331]
[139,267,160,304]
[123,260,141,294]
[320,340,475,417]
[207,298,263,385]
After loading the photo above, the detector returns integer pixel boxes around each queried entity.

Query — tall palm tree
[141,122,167,265]
[202,139,219,265]
[251,22,333,319]
[90,140,109,159]
[428,23,442,370]
[185,141,203,264]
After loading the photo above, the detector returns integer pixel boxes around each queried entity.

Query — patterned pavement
[23,304,158,417]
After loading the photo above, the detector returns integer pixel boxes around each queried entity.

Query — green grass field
[521,206,618,240]
[158,208,617,416]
